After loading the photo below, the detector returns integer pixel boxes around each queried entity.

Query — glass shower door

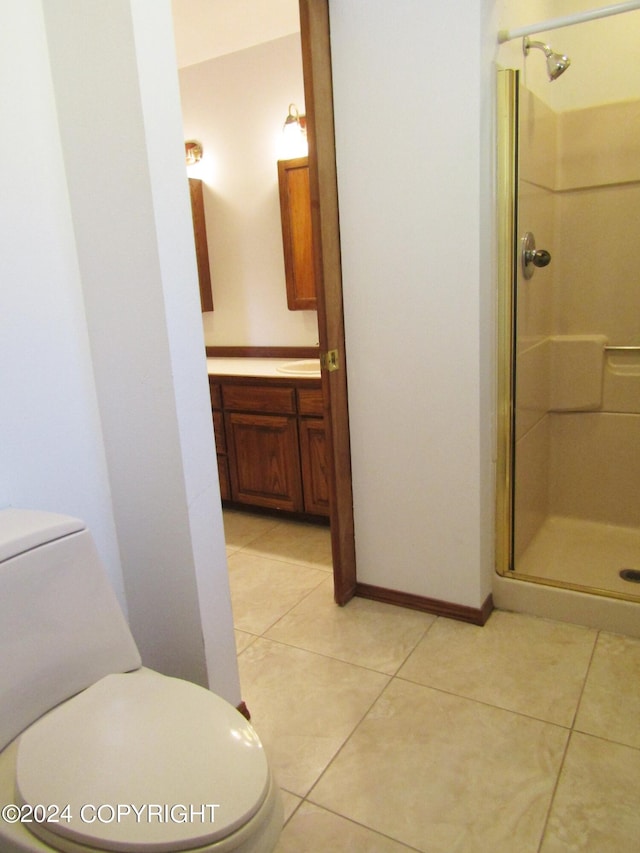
[509,75,640,601]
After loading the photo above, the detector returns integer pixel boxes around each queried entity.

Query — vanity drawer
[297,387,323,416]
[222,384,296,414]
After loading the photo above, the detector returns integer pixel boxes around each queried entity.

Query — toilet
[0,508,283,853]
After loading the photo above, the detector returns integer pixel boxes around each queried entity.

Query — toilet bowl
[0,508,282,853]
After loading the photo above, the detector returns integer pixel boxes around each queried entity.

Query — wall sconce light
[185,140,203,166]
[281,104,308,159]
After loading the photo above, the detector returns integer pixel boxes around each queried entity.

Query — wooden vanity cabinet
[208,376,328,518]
[224,384,303,513]
[209,381,230,500]
[277,157,316,311]
[297,388,330,516]
[189,178,213,312]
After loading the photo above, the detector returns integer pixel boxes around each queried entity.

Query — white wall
[0,0,126,607]
[328,0,638,613]
[179,35,319,347]
[329,0,495,609]
[1,0,240,707]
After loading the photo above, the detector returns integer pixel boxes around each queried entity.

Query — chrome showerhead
[523,37,571,81]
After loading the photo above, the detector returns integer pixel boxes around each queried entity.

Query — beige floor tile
[244,518,333,570]
[279,790,302,825]
[310,678,568,853]
[228,552,326,635]
[266,578,435,675]
[398,610,596,726]
[234,629,256,654]
[238,638,388,797]
[574,631,640,749]
[222,510,280,550]
[275,802,416,852]
[541,732,640,852]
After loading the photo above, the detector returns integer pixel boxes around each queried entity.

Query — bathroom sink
[276,359,321,377]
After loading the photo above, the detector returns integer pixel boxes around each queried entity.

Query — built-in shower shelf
[549,334,607,411]
[517,335,640,416]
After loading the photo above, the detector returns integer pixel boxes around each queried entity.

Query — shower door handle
[522,232,551,279]
[531,249,551,267]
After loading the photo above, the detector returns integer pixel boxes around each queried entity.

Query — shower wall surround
[515,90,640,560]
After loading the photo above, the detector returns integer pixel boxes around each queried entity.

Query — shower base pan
[515,515,640,601]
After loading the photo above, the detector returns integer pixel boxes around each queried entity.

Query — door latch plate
[320,349,339,372]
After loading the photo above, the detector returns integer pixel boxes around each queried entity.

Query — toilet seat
[13,669,274,852]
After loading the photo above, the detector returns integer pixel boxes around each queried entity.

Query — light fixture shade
[281,104,308,159]
[185,140,203,166]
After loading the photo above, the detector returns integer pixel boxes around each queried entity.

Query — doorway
[172,0,356,603]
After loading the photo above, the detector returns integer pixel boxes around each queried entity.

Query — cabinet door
[225,412,303,512]
[217,456,231,502]
[299,417,329,516]
[209,380,229,499]
[277,157,316,310]
[213,410,230,501]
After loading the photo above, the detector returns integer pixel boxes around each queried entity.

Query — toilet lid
[15,669,269,852]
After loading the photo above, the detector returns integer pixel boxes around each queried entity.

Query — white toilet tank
[0,508,141,751]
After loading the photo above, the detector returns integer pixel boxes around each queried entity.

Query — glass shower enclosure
[496,62,640,603]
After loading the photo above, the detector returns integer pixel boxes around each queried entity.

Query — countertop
[206,357,321,379]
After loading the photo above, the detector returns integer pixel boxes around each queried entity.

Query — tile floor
[223,510,640,852]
